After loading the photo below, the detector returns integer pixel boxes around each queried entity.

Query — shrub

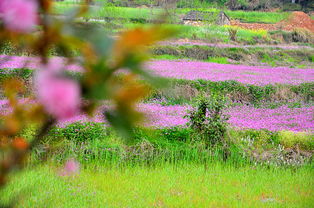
[186,94,229,147]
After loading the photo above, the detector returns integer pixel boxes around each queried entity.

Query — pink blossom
[60,158,80,176]
[0,0,38,33]
[35,60,81,120]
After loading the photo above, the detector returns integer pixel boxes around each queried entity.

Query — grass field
[120,23,268,44]
[53,3,289,24]
[2,164,313,207]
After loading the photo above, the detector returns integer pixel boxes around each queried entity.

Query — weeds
[228,27,238,41]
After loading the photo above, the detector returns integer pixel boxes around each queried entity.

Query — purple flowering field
[1,101,312,132]
[146,60,314,85]
[58,104,314,132]
[1,55,314,85]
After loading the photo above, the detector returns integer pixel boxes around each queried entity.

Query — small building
[182,10,214,26]
[182,10,230,26]
[216,11,231,25]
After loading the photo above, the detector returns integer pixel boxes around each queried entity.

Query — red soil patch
[278,11,314,33]
[231,11,314,33]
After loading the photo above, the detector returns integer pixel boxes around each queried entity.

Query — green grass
[153,54,181,60]
[2,164,313,207]
[225,10,289,24]
[122,23,268,44]
[53,4,168,22]
[207,56,229,64]
[53,3,289,24]
[2,121,313,207]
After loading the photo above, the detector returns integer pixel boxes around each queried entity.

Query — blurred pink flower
[0,0,38,33]
[35,60,81,120]
[60,158,80,176]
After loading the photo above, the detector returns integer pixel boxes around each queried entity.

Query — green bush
[186,94,229,147]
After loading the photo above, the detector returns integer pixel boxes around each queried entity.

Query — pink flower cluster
[0,0,38,33]
[35,59,81,120]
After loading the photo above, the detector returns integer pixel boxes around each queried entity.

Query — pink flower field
[146,60,314,85]
[58,104,314,132]
[1,55,313,85]
[2,102,306,132]
[1,101,312,132]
